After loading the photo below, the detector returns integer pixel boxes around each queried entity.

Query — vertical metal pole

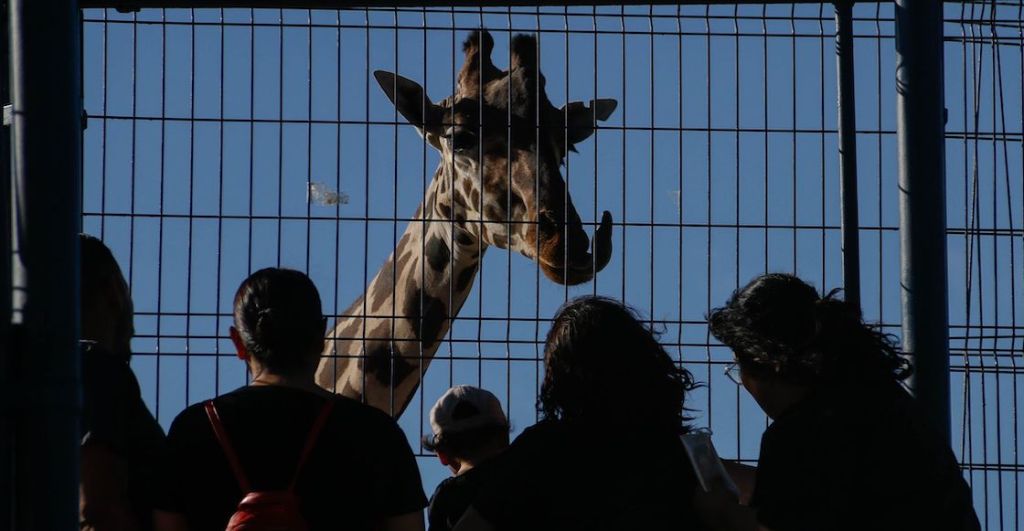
[895,0,950,441]
[0,0,12,526]
[9,0,82,529]
[834,0,861,311]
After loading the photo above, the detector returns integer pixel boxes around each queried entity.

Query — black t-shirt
[750,383,981,531]
[157,386,427,531]
[473,420,701,531]
[80,342,167,531]
[428,460,496,531]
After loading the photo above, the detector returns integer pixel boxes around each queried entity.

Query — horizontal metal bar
[82,11,890,23]
[81,212,1024,236]
[128,310,1024,331]
[77,17,884,40]
[80,212,898,231]
[85,114,888,134]
[74,16,1022,51]
[117,349,1024,361]
[81,1,889,9]
[79,113,1024,140]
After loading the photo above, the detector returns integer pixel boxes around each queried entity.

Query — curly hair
[539,296,697,433]
[708,273,911,388]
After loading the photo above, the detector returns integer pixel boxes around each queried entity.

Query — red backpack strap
[204,400,252,493]
[288,399,336,491]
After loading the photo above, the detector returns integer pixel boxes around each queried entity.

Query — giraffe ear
[374,70,444,138]
[562,98,617,146]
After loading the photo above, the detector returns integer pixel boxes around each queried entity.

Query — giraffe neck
[316,166,486,416]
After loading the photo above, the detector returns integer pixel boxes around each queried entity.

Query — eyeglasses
[724,362,742,386]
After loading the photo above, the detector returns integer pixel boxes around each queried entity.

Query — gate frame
[4,0,83,529]
[2,0,952,527]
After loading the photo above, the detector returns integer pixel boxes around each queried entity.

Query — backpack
[204,398,336,531]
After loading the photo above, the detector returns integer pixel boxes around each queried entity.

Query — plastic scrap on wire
[669,190,682,212]
[308,181,349,206]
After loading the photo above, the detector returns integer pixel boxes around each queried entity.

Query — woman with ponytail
[155,268,426,531]
[697,273,979,531]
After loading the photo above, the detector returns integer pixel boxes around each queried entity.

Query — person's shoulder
[80,342,113,372]
[323,395,411,446]
[80,343,138,390]
[80,343,161,444]
[513,419,565,442]
[166,399,213,437]
[430,475,459,501]
[427,476,462,529]
[327,394,397,425]
[429,473,478,515]
[166,387,250,437]
[758,401,830,458]
[516,419,591,454]
[821,382,921,439]
[492,420,569,466]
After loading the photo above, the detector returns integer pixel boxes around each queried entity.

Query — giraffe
[315,30,618,416]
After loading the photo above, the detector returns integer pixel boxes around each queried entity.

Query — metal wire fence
[946,4,1023,529]
[78,2,1022,527]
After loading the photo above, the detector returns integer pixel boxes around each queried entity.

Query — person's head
[540,296,696,432]
[230,268,327,380]
[80,234,134,356]
[423,385,510,475]
[708,273,911,418]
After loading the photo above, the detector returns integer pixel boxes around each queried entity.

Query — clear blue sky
[80,4,1022,527]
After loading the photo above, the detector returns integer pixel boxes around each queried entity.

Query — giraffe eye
[448,128,478,153]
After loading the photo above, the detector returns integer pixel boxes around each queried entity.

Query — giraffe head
[374,30,616,285]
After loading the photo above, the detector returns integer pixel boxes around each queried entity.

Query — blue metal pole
[1,0,12,526]
[8,0,82,528]
[834,0,861,311]
[895,0,951,441]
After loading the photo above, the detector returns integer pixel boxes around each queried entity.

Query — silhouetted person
[456,296,702,531]
[79,233,166,531]
[698,273,980,531]
[423,385,510,531]
[154,268,426,531]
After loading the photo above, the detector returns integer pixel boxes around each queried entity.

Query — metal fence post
[895,0,951,441]
[1,0,12,526]
[8,0,82,528]
[834,0,861,311]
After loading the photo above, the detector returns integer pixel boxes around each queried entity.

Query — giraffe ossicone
[316,30,619,416]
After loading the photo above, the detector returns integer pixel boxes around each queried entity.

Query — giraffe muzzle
[538,210,613,285]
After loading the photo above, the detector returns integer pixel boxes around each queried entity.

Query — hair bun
[255,307,276,335]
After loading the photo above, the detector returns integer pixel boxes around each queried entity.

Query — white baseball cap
[429,385,508,439]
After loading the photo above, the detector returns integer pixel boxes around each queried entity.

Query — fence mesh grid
[79,2,1022,527]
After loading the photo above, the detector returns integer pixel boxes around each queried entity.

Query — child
[423,386,510,531]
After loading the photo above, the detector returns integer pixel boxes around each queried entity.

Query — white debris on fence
[669,190,682,212]
[307,181,349,206]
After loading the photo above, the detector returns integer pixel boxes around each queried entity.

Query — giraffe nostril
[539,210,560,228]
